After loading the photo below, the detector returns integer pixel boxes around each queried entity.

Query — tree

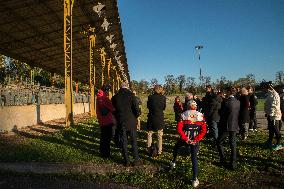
[150,78,158,88]
[216,76,228,91]
[164,75,176,94]
[234,74,256,87]
[176,75,186,92]
[130,80,139,92]
[138,79,149,94]
[275,71,284,85]
[185,77,196,93]
[204,76,211,87]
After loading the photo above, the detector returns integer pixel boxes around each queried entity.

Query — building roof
[0,0,130,84]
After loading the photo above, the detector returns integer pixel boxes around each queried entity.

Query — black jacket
[208,95,222,122]
[112,88,140,131]
[249,93,258,112]
[239,95,250,124]
[202,92,216,119]
[147,93,166,131]
[219,96,240,132]
[173,102,183,122]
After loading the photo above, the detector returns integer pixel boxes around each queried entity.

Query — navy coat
[219,96,240,132]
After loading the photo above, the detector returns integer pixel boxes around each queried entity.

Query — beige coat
[264,89,282,120]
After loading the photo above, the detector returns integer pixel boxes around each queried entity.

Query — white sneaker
[249,129,254,132]
[192,178,199,188]
[170,162,176,169]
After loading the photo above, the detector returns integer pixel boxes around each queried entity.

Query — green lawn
[256,98,265,111]
[1,106,284,188]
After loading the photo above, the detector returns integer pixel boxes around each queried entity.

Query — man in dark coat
[208,93,222,141]
[202,85,218,139]
[202,85,215,119]
[112,82,141,166]
[147,85,166,155]
[248,86,258,132]
[217,86,240,170]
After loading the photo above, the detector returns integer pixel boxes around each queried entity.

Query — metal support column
[89,34,96,116]
[64,0,75,127]
[30,69,34,84]
[100,48,106,86]
[106,58,112,96]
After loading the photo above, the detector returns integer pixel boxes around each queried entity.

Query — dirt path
[0,162,157,175]
[0,174,138,189]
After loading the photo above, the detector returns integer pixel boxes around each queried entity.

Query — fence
[0,84,90,106]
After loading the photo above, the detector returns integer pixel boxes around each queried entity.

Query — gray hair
[121,82,129,89]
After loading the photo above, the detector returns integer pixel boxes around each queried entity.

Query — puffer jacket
[177,110,207,143]
[264,89,282,120]
[96,90,115,126]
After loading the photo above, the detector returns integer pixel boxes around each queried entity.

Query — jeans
[172,139,199,180]
[147,129,163,154]
[249,111,257,130]
[267,117,282,145]
[240,123,249,139]
[121,128,139,163]
[99,124,113,157]
[217,131,237,167]
[209,120,219,140]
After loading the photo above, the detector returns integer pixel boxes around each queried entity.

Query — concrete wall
[0,103,90,132]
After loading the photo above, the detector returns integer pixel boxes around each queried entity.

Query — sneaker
[192,178,199,188]
[253,129,258,132]
[249,129,254,132]
[170,162,176,169]
[272,144,283,151]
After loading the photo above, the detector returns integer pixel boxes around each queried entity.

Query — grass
[0,101,283,188]
[256,99,265,111]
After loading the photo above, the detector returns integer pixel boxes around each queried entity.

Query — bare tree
[150,78,158,88]
[176,75,186,92]
[138,79,149,94]
[164,74,176,94]
[275,71,284,85]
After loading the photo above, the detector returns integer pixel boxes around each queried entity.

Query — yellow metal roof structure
[0,0,130,83]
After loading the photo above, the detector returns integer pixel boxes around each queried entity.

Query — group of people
[95,81,284,188]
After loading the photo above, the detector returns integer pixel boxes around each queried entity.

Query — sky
[117,0,284,84]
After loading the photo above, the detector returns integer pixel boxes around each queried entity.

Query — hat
[260,81,274,89]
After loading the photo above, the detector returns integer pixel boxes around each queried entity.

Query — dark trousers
[217,131,237,166]
[100,124,113,157]
[122,128,139,163]
[249,111,257,129]
[209,120,219,141]
[267,117,282,145]
[172,139,199,180]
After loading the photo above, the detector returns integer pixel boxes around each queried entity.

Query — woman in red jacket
[96,85,115,158]
[170,100,207,188]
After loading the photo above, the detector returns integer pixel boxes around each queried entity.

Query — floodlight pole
[195,45,203,87]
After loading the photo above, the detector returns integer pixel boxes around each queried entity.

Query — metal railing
[0,84,90,106]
